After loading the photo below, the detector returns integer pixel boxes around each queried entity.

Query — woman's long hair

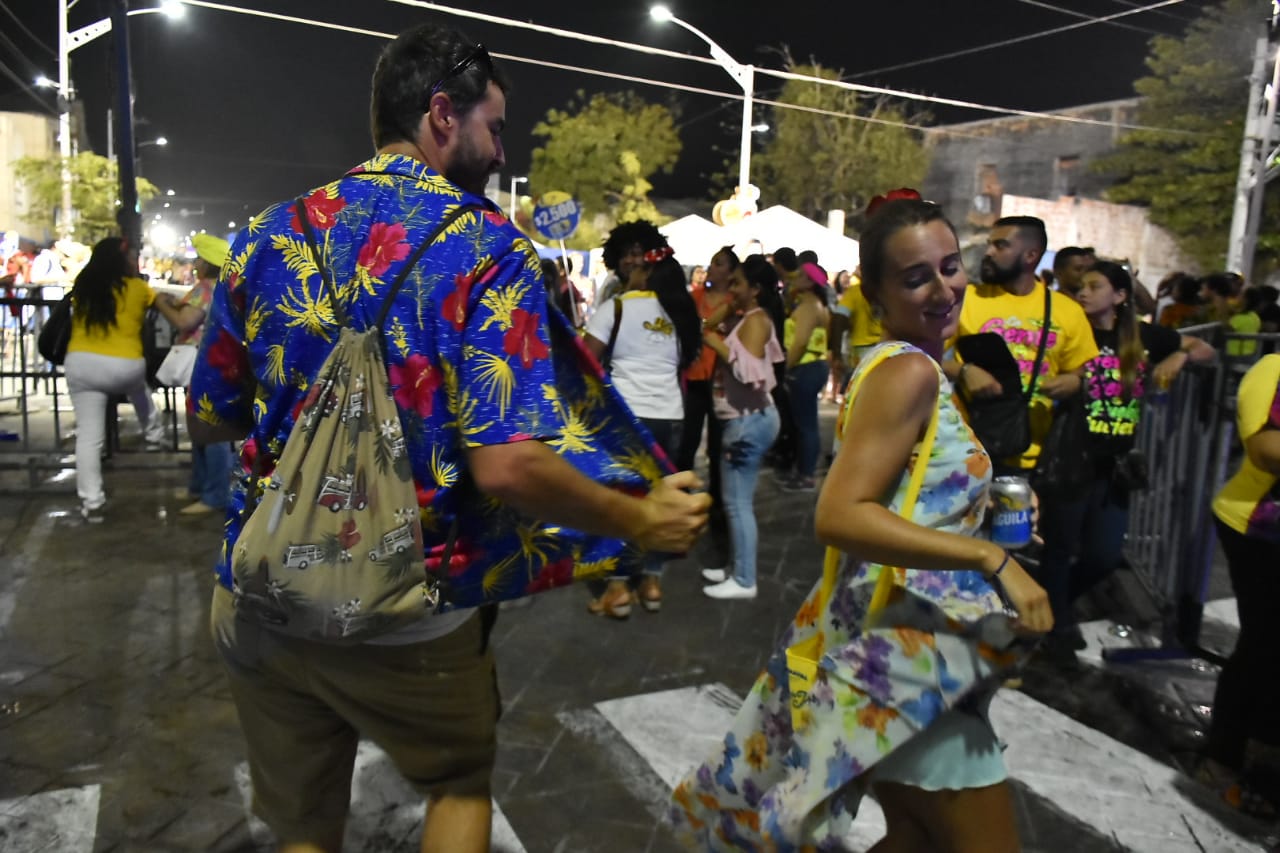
[72,237,132,334]
[647,256,702,372]
[1091,260,1144,398]
[742,254,786,340]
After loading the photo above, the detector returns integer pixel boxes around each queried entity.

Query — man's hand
[631,471,712,553]
[1039,374,1081,400]
[961,364,1003,399]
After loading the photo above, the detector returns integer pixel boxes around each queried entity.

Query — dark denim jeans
[786,360,828,478]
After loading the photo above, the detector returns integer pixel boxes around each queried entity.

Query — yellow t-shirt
[956,281,1100,468]
[67,276,155,360]
[1213,354,1280,537]
[836,281,883,351]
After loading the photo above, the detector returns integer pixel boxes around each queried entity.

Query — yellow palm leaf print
[265,344,287,387]
[455,391,495,439]
[547,401,597,455]
[477,281,530,333]
[277,276,336,340]
[613,447,663,486]
[270,234,321,283]
[469,350,515,418]
[575,556,619,580]
[439,205,480,239]
[195,394,222,425]
[416,173,464,200]
[482,551,520,594]
[430,445,459,489]
[244,300,269,343]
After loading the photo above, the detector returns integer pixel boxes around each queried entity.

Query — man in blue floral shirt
[190,23,709,853]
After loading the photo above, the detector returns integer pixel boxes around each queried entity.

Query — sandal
[587,582,634,619]
[637,576,662,613]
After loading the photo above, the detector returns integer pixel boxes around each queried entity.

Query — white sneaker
[703,578,756,600]
[701,568,727,583]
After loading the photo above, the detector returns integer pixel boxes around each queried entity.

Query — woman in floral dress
[671,195,1053,852]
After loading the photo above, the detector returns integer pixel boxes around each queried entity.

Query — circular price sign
[532,191,581,241]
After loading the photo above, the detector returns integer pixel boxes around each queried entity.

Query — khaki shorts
[211,585,499,844]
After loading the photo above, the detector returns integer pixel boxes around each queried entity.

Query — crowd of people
[22,19,1275,852]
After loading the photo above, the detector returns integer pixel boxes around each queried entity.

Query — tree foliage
[527,91,680,249]
[1096,0,1277,271]
[751,62,931,230]
[13,151,158,243]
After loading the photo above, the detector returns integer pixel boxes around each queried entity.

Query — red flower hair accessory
[643,246,674,265]
[865,188,923,218]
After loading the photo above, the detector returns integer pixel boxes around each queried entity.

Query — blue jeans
[719,407,780,587]
[786,360,828,478]
[189,442,234,510]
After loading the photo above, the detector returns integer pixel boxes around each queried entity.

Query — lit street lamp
[52,0,184,240]
[650,5,756,214]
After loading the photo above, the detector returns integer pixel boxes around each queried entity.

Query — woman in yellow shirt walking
[64,237,165,522]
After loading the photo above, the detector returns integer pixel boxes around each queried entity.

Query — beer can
[990,475,1033,549]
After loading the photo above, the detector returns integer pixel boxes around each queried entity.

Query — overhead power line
[852,0,1186,78]
[175,0,1191,137]
[0,1,56,57]
[1010,0,1168,36]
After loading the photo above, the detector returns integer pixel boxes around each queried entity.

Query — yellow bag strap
[818,344,942,617]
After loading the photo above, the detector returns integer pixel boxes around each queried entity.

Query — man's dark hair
[601,220,666,272]
[1053,246,1091,272]
[773,247,798,273]
[994,215,1048,258]
[370,24,511,149]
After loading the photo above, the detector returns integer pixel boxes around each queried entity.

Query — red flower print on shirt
[388,353,440,418]
[289,188,346,232]
[357,222,410,278]
[441,270,479,331]
[503,308,549,369]
[206,328,248,383]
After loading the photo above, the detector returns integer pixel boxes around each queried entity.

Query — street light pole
[57,0,72,239]
[111,0,141,250]
[510,175,527,214]
[650,6,755,212]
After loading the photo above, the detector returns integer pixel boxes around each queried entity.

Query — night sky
[0,0,1218,238]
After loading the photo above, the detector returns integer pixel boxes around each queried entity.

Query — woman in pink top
[699,255,786,599]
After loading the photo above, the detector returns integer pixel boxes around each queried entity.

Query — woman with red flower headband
[673,193,1051,853]
[585,220,701,616]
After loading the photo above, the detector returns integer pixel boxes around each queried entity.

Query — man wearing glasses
[191,23,709,853]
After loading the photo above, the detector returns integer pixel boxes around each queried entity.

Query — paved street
[0,399,1277,852]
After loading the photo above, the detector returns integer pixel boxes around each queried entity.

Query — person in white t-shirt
[584,222,701,617]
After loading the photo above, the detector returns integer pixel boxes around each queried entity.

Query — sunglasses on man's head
[424,43,491,106]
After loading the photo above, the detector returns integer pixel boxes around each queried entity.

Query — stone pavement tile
[148,798,251,851]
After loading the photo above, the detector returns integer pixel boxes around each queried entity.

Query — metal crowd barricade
[0,292,186,489]
[1112,325,1280,663]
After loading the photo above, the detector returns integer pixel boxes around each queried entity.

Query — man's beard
[444,134,493,196]
[980,256,1020,286]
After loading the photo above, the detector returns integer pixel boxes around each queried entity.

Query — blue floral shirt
[191,153,664,607]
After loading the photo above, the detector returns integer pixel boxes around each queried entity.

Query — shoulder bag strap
[812,344,941,619]
[603,297,623,370]
[1024,283,1052,400]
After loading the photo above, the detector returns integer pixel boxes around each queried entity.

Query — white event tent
[661,205,860,272]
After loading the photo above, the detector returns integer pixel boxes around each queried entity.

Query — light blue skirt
[869,691,1008,791]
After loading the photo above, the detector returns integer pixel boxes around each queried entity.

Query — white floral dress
[671,342,1028,851]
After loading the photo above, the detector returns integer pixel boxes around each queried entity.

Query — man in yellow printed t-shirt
[829,272,882,397]
[945,216,1098,472]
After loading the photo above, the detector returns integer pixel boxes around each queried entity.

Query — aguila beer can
[990,476,1033,549]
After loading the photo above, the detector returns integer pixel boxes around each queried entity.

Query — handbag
[37,292,73,366]
[155,343,198,387]
[1032,392,1093,495]
[960,284,1052,459]
[785,345,939,732]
